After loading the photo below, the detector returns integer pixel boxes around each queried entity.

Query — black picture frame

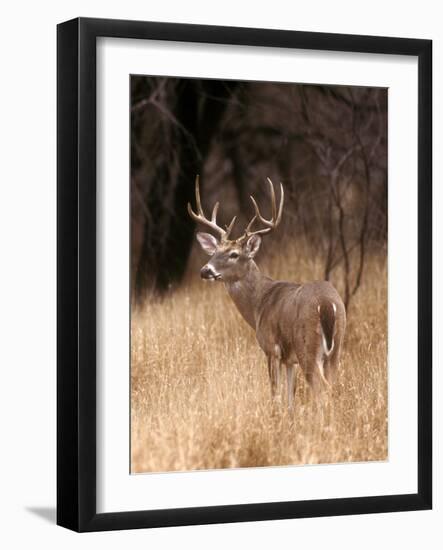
[57,17,432,532]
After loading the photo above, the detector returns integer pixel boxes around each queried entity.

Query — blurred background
[130,77,387,309]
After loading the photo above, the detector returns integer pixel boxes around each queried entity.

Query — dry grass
[131,242,387,473]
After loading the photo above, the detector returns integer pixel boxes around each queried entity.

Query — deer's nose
[201,265,221,280]
[200,265,214,279]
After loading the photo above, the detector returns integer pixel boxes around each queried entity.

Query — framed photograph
[57,17,432,532]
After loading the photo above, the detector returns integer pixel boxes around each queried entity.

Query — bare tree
[130,78,387,307]
[298,86,386,309]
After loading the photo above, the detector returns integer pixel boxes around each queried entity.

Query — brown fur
[198,235,346,409]
[192,179,346,409]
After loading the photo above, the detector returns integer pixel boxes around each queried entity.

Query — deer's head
[188,176,284,283]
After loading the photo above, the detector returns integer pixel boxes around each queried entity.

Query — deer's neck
[225,261,271,329]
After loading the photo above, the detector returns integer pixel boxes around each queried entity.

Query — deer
[188,176,346,410]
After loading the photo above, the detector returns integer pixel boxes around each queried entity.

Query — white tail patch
[317,359,331,388]
[320,301,336,357]
[321,331,335,357]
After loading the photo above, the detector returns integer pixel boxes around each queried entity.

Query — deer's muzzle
[200,265,221,281]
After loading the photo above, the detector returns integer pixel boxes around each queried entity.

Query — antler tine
[244,214,257,235]
[195,174,203,215]
[211,202,219,223]
[242,178,285,239]
[275,181,285,225]
[268,177,277,221]
[225,216,237,239]
[187,175,228,240]
[249,196,273,236]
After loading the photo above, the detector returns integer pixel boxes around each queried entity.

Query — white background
[97,39,418,513]
[0,1,441,548]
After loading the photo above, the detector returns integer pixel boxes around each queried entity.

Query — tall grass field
[131,242,387,473]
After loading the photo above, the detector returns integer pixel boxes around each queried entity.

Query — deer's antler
[240,178,284,240]
[187,175,236,241]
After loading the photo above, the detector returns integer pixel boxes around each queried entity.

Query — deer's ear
[196,232,218,256]
[245,234,261,258]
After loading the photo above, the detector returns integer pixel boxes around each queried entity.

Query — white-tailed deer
[188,176,346,410]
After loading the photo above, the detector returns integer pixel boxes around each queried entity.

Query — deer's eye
[229,251,239,260]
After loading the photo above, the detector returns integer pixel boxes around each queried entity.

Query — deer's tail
[318,301,337,358]
[315,301,337,388]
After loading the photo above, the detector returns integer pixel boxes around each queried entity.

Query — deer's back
[255,279,346,363]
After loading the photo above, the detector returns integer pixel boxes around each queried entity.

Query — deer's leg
[299,344,316,394]
[267,355,281,401]
[301,328,334,396]
[303,365,321,395]
[301,346,325,396]
[267,357,275,397]
[286,364,297,411]
[324,339,342,385]
[324,357,336,385]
